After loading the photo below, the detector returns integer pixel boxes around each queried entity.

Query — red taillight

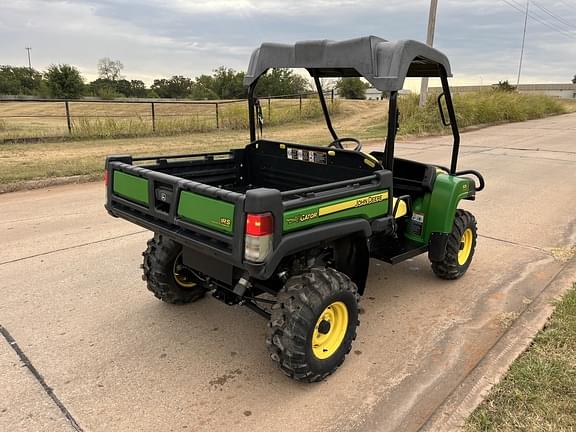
[246,213,274,236]
[245,213,274,262]
[104,169,109,186]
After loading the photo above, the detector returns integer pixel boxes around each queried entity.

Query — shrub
[394,91,566,136]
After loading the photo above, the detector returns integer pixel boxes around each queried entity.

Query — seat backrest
[370,152,436,196]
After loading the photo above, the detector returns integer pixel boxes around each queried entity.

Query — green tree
[256,68,310,96]
[335,77,369,99]
[0,66,44,95]
[190,74,218,99]
[127,80,148,98]
[114,79,148,97]
[87,78,148,98]
[44,64,84,98]
[151,76,193,98]
[572,75,576,84]
[86,78,119,98]
[210,67,246,99]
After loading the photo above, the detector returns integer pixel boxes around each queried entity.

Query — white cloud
[1,0,575,86]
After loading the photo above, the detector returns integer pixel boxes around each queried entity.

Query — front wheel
[431,209,477,280]
[266,267,359,382]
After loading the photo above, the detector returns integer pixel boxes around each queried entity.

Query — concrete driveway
[1,113,576,432]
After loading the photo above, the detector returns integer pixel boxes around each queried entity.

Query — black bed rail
[282,170,391,210]
[131,151,235,163]
[109,161,244,204]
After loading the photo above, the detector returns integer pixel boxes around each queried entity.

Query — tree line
[0,56,380,100]
[0,58,312,100]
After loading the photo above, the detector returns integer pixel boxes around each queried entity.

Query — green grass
[467,285,576,432]
[365,90,569,138]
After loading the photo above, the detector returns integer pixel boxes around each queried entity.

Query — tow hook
[233,277,251,297]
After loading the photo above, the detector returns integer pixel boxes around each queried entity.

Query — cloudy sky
[2,0,575,89]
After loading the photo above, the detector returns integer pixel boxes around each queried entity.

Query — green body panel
[177,191,235,234]
[405,173,474,243]
[113,171,149,206]
[283,190,389,233]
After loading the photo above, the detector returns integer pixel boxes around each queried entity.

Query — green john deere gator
[105,36,485,382]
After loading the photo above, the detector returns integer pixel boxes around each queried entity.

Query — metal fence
[0,90,335,140]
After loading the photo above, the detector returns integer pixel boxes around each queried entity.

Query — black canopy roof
[244,36,452,91]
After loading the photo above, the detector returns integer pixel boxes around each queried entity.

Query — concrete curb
[420,255,576,431]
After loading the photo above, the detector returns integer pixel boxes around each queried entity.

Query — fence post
[268,97,271,122]
[151,102,156,132]
[64,101,72,134]
[215,103,219,129]
[331,89,334,106]
[299,94,302,118]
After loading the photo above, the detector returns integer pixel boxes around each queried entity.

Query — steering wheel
[328,137,362,152]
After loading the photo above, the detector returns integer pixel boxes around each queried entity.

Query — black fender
[333,234,370,295]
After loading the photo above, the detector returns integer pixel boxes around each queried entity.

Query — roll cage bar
[245,36,462,175]
[248,66,461,175]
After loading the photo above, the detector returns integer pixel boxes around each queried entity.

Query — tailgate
[105,155,244,260]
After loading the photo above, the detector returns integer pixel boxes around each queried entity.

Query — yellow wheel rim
[172,252,197,288]
[458,228,473,265]
[312,301,349,360]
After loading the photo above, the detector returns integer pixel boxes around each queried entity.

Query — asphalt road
[1,113,576,432]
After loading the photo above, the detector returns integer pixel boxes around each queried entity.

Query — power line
[501,0,576,39]
[556,0,576,8]
[507,0,576,35]
[531,1,576,31]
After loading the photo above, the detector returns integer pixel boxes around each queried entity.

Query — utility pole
[516,0,529,86]
[25,46,32,70]
[419,0,439,107]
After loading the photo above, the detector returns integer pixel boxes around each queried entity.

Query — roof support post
[384,91,398,171]
[248,84,257,142]
[439,67,460,174]
[313,76,339,142]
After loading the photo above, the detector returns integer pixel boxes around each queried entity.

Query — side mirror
[437,93,451,127]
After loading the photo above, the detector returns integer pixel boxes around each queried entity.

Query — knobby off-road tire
[266,267,360,382]
[431,209,477,280]
[142,235,207,304]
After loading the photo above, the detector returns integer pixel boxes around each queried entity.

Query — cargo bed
[105,140,393,280]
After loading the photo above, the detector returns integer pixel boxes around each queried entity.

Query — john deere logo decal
[286,211,319,225]
[319,191,388,217]
[219,217,231,227]
[285,191,388,225]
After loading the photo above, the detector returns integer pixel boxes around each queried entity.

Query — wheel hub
[172,252,197,288]
[458,228,473,265]
[312,301,349,360]
[317,319,331,334]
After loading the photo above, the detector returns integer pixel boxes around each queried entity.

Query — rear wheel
[142,236,208,304]
[266,267,359,382]
[431,209,477,280]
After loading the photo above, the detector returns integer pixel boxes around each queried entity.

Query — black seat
[370,153,437,197]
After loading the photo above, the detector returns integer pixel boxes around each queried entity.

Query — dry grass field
[0,100,380,188]
[0,97,334,139]
[0,92,573,191]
